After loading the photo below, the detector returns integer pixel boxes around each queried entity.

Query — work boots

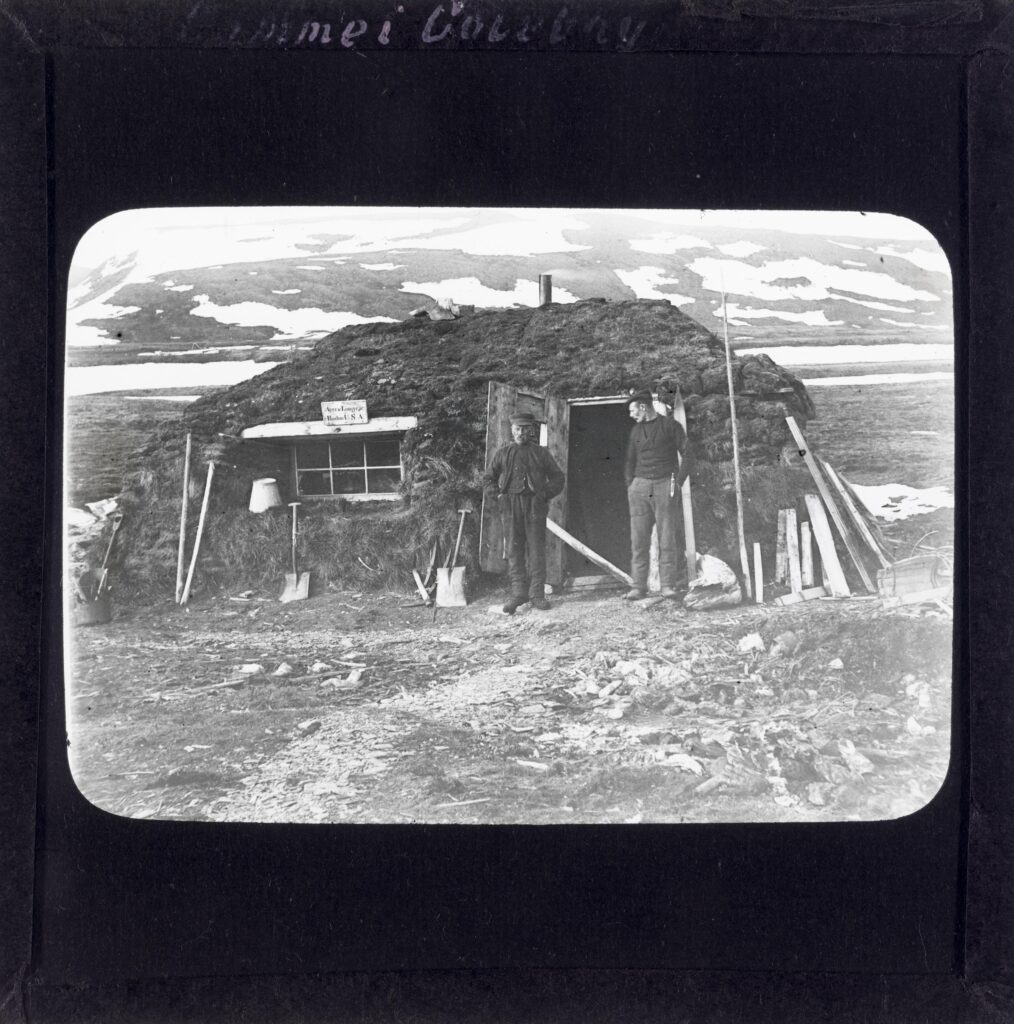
[502,595,528,615]
[530,596,550,611]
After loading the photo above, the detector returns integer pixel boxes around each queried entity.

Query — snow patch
[716,241,765,258]
[188,296,396,338]
[630,234,712,254]
[68,328,122,347]
[842,260,866,268]
[873,246,951,276]
[850,483,954,521]
[387,219,589,257]
[65,361,279,396]
[360,262,403,271]
[826,292,913,313]
[803,372,953,386]
[879,318,921,327]
[137,346,256,356]
[66,304,141,346]
[400,276,579,308]
[690,256,941,303]
[271,288,302,295]
[738,343,952,365]
[66,507,98,530]
[722,304,843,327]
[614,267,695,304]
[296,265,325,271]
[122,395,200,402]
[165,283,194,292]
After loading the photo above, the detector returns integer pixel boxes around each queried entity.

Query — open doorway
[566,401,631,575]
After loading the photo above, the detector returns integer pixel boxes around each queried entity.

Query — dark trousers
[500,493,548,599]
[628,476,682,589]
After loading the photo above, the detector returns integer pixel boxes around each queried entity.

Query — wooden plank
[479,382,516,573]
[175,432,192,604]
[804,493,851,597]
[774,585,827,606]
[820,459,892,569]
[180,462,215,606]
[800,521,814,587]
[786,416,876,593]
[753,542,764,604]
[775,509,787,584]
[785,508,803,594]
[671,386,697,581]
[412,570,433,605]
[546,518,633,586]
[840,472,893,554]
[543,392,570,589]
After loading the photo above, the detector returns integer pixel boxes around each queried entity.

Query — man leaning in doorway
[482,412,565,615]
[623,389,692,601]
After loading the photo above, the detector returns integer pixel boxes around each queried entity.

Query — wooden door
[543,393,570,587]
[478,382,569,586]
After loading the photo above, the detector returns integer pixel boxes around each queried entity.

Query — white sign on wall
[321,400,368,425]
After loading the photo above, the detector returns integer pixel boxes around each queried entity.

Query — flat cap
[510,412,539,426]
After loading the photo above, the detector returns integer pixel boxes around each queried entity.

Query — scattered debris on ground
[67,585,951,825]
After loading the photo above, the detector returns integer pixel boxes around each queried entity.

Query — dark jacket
[483,442,565,501]
[625,415,688,486]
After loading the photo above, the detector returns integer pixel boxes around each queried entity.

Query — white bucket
[249,478,283,513]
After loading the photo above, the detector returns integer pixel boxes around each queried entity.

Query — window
[294,436,403,500]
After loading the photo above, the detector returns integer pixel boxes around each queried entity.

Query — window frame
[292,432,405,502]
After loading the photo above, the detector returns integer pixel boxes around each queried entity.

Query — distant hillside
[66,211,952,367]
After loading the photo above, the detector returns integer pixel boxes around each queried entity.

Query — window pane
[365,439,401,466]
[298,470,332,495]
[330,440,364,469]
[367,467,401,493]
[332,470,366,494]
[295,442,331,468]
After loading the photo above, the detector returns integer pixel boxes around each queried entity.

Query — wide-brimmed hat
[628,390,654,407]
[510,412,540,426]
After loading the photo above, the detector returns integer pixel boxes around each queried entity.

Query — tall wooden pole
[721,286,752,599]
[180,461,215,607]
[175,432,192,603]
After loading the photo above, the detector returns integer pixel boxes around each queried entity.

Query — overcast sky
[72,207,942,274]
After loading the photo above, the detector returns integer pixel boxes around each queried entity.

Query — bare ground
[67,585,952,826]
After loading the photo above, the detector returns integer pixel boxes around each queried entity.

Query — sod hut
[116,298,818,601]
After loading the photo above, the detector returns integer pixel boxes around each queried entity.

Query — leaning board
[803,494,851,598]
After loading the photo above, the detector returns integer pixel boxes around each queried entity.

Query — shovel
[435,509,470,608]
[280,502,311,603]
[90,511,124,601]
[74,512,123,626]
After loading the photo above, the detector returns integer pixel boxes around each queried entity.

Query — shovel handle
[98,513,123,576]
[450,509,469,568]
[289,502,300,575]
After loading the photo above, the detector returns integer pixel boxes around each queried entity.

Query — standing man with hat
[624,389,692,601]
[482,412,566,614]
